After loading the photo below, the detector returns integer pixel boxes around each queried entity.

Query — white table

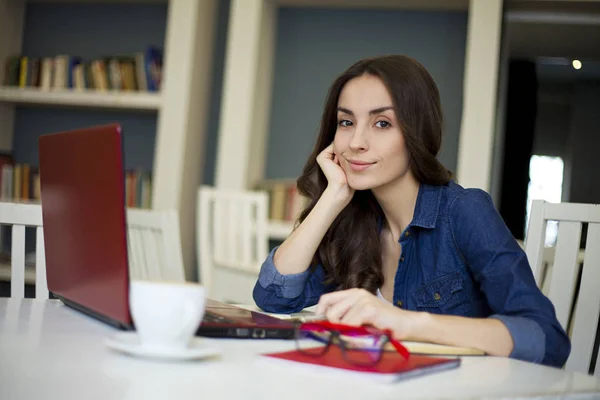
[1,299,599,400]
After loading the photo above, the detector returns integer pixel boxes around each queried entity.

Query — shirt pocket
[414,271,472,316]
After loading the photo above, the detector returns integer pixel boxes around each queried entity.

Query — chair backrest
[525,200,600,375]
[0,202,47,299]
[0,204,185,300]
[126,208,185,282]
[197,185,269,302]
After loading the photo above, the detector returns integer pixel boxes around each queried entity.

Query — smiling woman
[252,55,570,369]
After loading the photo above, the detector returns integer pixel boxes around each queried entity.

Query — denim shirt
[253,181,571,368]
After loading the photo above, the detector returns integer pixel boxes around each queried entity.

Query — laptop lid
[39,123,132,329]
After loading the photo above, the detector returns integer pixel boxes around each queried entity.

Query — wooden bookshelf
[0,87,162,111]
[0,0,218,281]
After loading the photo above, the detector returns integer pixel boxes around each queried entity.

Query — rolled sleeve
[490,314,545,363]
[258,247,312,299]
[253,247,333,314]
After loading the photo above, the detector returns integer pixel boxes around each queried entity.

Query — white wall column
[489,18,510,206]
[153,0,217,281]
[456,0,504,191]
[0,0,25,152]
[215,0,277,190]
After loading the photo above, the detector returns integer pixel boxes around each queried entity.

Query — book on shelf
[124,169,153,209]
[0,154,152,209]
[256,179,310,223]
[0,155,40,203]
[2,46,163,93]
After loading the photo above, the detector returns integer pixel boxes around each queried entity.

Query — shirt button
[396,300,403,307]
[404,231,410,237]
[400,256,405,262]
[433,292,441,301]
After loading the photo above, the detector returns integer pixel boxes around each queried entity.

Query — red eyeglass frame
[297,320,411,360]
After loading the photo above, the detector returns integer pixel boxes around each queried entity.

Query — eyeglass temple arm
[389,338,411,359]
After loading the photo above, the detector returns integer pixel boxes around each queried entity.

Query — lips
[347,159,376,172]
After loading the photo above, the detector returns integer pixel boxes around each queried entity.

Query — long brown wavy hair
[296,55,452,293]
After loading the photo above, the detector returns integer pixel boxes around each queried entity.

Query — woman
[252,55,570,367]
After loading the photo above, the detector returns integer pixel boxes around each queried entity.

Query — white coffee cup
[129,280,206,351]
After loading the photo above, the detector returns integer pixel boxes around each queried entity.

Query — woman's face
[333,74,412,191]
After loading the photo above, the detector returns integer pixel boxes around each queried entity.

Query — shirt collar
[409,183,443,229]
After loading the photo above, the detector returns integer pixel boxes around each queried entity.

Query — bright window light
[525,155,564,247]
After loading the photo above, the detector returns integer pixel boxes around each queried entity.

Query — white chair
[126,208,185,282]
[197,185,269,304]
[0,203,185,299]
[0,202,47,299]
[525,200,600,375]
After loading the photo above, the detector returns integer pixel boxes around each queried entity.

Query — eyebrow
[337,106,394,116]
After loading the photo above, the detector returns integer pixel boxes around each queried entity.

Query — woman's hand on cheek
[315,288,419,340]
[316,142,355,207]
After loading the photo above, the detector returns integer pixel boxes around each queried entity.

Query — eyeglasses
[295,320,410,366]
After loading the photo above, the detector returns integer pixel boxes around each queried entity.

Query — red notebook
[262,346,460,382]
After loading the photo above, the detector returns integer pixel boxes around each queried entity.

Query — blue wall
[265,8,468,179]
[12,3,467,185]
[13,3,168,171]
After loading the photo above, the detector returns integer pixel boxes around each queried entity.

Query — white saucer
[105,332,221,361]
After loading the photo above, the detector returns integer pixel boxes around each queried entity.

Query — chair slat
[161,211,185,282]
[0,203,43,226]
[525,200,548,285]
[227,199,238,267]
[255,192,269,269]
[214,200,225,265]
[126,228,139,280]
[566,223,600,374]
[544,203,600,224]
[198,188,213,291]
[143,229,162,279]
[10,225,26,299]
[548,221,582,329]
[134,229,147,280]
[35,227,48,299]
[241,201,252,270]
[132,228,148,280]
[152,229,166,280]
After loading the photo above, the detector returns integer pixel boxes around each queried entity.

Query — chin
[347,178,378,191]
[348,173,403,192]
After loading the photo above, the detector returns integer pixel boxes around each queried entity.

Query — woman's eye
[338,120,353,127]
[375,120,390,129]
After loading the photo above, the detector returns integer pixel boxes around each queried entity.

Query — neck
[372,172,420,241]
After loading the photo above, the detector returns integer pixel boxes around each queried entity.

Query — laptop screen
[38,124,132,328]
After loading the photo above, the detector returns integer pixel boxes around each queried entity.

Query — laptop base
[55,293,134,331]
[196,325,296,340]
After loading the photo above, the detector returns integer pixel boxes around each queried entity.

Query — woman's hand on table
[315,288,424,340]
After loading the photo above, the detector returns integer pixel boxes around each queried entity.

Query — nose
[348,123,368,152]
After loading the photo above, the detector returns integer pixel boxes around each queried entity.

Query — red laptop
[38,123,296,339]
